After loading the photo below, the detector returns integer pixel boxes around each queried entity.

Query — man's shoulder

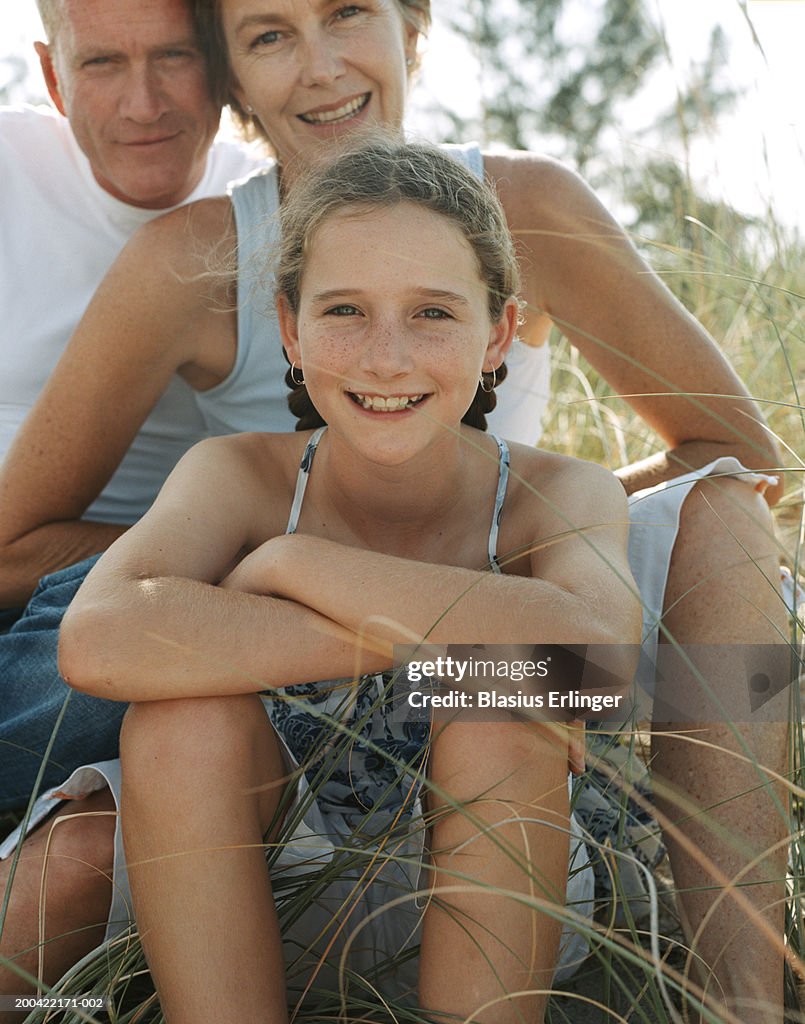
[200,136,270,197]
[0,104,67,158]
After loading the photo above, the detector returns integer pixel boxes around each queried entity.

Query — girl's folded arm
[246,459,641,650]
[58,438,389,702]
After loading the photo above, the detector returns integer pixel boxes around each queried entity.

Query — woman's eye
[335,5,362,20]
[252,29,281,47]
[325,304,361,316]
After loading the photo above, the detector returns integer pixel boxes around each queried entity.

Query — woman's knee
[676,476,778,564]
[19,788,116,897]
[665,476,784,637]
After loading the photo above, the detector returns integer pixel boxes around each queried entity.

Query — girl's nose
[358,323,415,378]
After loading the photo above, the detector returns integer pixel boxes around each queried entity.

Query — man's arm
[0,198,235,607]
[484,151,784,501]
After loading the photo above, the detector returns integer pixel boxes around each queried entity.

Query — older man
[0,0,264,805]
[1,0,263,541]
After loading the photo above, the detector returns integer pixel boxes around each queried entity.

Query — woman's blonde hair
[276,135,520,431]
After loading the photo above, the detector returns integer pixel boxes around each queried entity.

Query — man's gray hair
[36,0,63,43]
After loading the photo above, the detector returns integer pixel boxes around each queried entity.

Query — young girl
[50,139,639,1023]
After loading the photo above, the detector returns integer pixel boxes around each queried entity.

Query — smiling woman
[201,0,418,175]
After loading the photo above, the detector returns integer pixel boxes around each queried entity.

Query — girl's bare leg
[0,789,115,1020]
[419,719,570,1024]
[120,694,290,1024]
[652,478,788,1023]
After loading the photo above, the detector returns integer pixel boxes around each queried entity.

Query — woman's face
[279,202,517,465]
[220,0,417,169]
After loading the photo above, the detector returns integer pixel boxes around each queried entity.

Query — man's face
[36,0,221,209]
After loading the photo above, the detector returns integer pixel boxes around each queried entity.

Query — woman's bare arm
[485,151,783,500]
[0,197,237,607]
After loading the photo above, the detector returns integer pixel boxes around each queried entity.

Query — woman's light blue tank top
[194,143,549,443]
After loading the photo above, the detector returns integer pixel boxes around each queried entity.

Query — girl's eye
[335,5,362,19]
[325,304,361,316]
[418,308,452,320]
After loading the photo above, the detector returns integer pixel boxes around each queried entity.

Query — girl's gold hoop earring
[291,362,305,386]
[479,367,496,393]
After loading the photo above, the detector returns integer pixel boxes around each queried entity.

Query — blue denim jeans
[0,555,127,811]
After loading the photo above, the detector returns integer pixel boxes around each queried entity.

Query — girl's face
[279,202,518,465]
[221,0,417,169]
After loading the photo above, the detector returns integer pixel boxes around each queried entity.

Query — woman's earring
[291,362,305,386]
[244,104,255,115]
[405,57,414,68]
[479,366,496,393]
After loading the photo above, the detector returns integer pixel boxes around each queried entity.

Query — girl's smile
[346,391,426,412]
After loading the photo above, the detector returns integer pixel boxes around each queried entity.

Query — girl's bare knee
[121,694,268,778]
[430,721,568,808]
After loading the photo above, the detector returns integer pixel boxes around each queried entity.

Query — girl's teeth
[354,394,423,412]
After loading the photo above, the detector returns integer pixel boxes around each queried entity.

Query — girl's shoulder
[191,429,313,485]
[168,431,318,543]
[504,441,628,526]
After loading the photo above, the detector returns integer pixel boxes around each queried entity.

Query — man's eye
[83,56,112,67]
